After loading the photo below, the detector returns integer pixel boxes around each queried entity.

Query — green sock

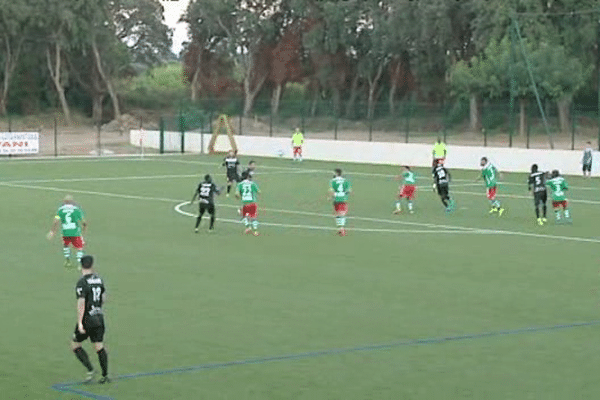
[63,247,71,259]
[252,220,258,230]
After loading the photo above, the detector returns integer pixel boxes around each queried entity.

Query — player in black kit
[528,164,548,226]
[241,160,256,180]
[190,174,221,232]
[71,255,109,384]
[432,161,454,212]
[223,151,240,197]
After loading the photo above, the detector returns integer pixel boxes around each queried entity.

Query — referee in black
[71,255,109,383]
[190,174,221,232]
[528,164,548,225]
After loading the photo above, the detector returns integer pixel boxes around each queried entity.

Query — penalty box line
[2,181,600,243]
[51,319,600,400]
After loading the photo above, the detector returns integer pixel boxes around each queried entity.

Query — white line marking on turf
[174,202,480,235]
[3,181,600,244]
[3,174,200,184]
[452,190,600,205]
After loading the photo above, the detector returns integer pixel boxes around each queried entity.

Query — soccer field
[2,154,600,400]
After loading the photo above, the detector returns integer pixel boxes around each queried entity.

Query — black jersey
[242,168,255,179]
[196,181,219,204]
[76,273,106,326]
[433,165,450,185]
[223,157,240,175]
[528,171,547,193]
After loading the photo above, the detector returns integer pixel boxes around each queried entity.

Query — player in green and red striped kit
[479,157,505,216]
[236,171,261,236]
[329,168,351,236]
[47,195,87,269]
[546,169,571,223]
[393,166,416,214]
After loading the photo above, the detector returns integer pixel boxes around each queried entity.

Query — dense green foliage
[0,0,172,121]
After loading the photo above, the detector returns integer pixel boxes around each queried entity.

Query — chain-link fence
[189,98,600,151]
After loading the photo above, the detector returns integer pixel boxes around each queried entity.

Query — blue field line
[51,320,600,400]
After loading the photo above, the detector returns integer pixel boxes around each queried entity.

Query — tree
[0,0,35,115]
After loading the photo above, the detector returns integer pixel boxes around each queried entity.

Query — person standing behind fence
[582,142,593,178]
[432,137,447,167]
[292,127,304,162]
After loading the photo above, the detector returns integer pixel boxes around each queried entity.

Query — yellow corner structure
[208,114,238,154]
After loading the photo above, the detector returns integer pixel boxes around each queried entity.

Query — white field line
[174,202,479,235]
[452,190,600,205]
[154,158,600,190]
[2,181,600,244]
[3,172,598,206]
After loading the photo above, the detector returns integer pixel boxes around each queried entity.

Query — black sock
[441,197,448,207]
[74,347,94,372]
[535,206,540,218]
[210,214,215,229]
[543,204,547,218]
[227,184,231,194]
[195,210,205,228]
[97,348,108,377]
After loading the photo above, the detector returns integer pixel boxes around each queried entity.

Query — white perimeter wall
[130,130,598,176]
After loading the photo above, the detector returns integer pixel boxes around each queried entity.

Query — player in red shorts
[47,195,87,269]
[329,169,351,236]
[394,166,417,214]
[236,171,261,235]
[291,127,304,162]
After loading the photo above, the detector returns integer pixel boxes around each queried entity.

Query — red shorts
[487,186,497,201]
[334,202,348,216]
[552,200,568,209]
[63,236,85,249]
[242,203,258,219]
[399,185,416,200]
[293,146,302,156]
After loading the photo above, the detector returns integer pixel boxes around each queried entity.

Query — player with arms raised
[47,195,87,269]
[546,169,571,223]
[393,166,416,214]
[222,150,240,197]
[329,168,351,236]
[236,171,260,236]
[528,164,548,225]
[479,157,505,216]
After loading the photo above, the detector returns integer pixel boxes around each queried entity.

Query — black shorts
[583,163,592,172]
[73,322,105,343]
[437,183,449,198]
[227,171,240,182]
[533,191,547,206]
[199,202,215,215]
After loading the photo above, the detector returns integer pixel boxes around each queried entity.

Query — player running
[432,161,454,212]
[479,157,505,216]
[393,166,416,214]
[528,164,548,226]
[546,170,571,223]
[329,168,351,236]
[222,150,240,197]
[47,195,87,269]
[189,174,221,232]
[236,171,260,236]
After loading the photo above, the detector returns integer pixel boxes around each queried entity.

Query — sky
[159,0,191,55]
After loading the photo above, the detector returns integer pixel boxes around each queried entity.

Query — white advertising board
[0,132,39,155]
